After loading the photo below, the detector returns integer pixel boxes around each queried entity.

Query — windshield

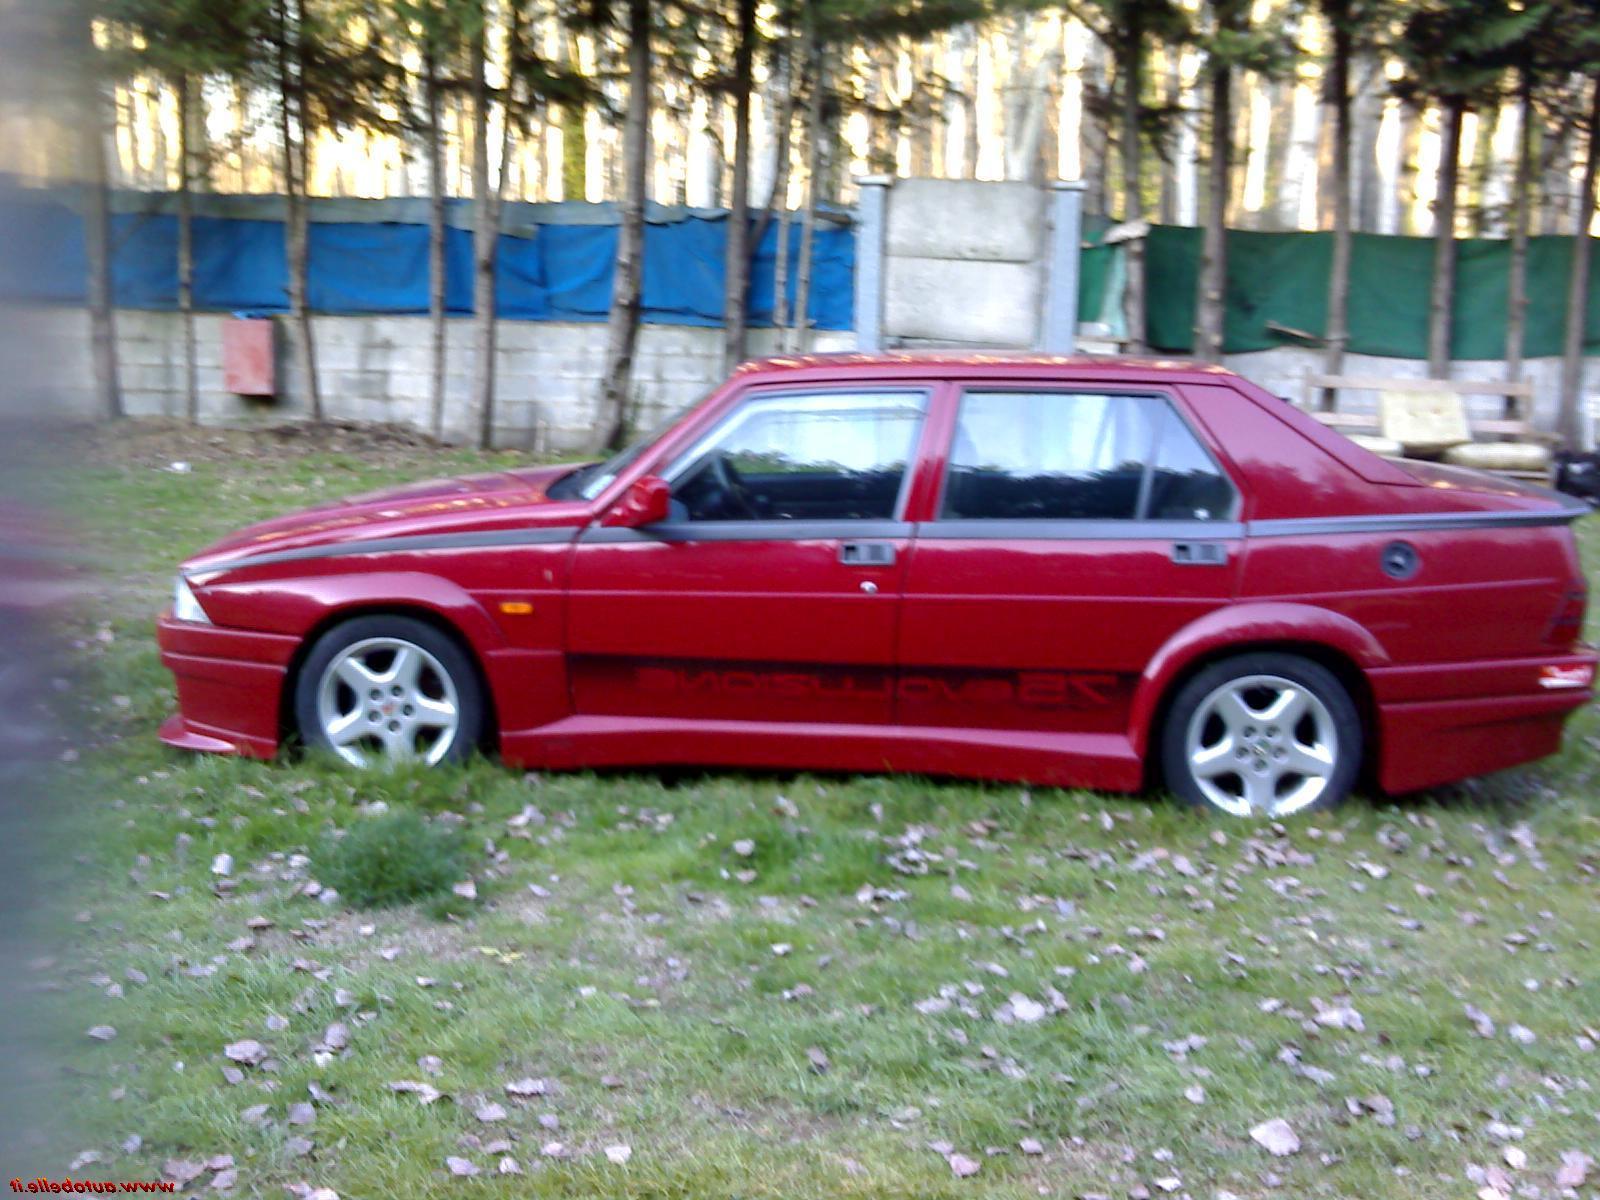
[547,391,710,502]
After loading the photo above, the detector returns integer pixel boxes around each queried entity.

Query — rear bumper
[1369,649,1596,794]
[156,614,299,760]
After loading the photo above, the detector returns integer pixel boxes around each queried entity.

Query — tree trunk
[278,0,321,421]
[961,28,980,180]
[467,2,518,454]
[1160,49,1181,224]
[426,48,448,439]
[1427,96,1464,378]
[722,0,756,369]
[768,49,797,346]
[792,24,823,355]
[1082,34,1110,218]
[747,37,796,335]
[1120,21,1146,353]
[82,42,121,420]
[593,0,650,453]
[1352,55,1383,233]
[1194,66,1231,364]
[177,74,198,424]
[1558,80,1600,448]
[1506,74,1533,414]
[1321,18,1352,408]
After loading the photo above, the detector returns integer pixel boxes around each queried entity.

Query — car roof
[732,350,1241,386]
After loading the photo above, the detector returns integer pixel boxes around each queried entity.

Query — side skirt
[501,715,1145,792]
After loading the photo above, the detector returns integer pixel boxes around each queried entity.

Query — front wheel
[1160,653,1362,818]
[293,615,484,768]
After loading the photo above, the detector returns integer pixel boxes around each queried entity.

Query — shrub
[314,810,467,910]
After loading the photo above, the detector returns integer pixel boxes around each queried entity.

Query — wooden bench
[1298,375,1556,483]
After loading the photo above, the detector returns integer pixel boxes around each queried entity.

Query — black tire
[1159,652,1362,817]
[293,614,485,767]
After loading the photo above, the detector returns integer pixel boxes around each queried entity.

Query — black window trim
[656,383,935,530]
[932,385,1241,525]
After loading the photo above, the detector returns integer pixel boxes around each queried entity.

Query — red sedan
[158,354,1596,817]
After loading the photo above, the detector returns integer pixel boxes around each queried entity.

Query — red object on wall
[222,318,276,396]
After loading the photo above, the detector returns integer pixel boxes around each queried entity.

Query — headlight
[172,575,211,624]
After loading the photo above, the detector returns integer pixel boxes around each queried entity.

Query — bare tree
[1559,77,1600,447]
[722,0,756,367]
[593,0,650,453]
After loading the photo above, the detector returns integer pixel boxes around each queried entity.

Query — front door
[567,387,931,724]
[898,385,1242,734]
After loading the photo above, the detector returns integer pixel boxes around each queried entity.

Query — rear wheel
[294,615,483,768]
[1160,652,1361,817]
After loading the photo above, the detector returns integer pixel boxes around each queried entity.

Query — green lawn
[13,422,1600,1198]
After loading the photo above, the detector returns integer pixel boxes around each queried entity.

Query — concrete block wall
[879,179,1049,348]
[4,306,851,450]
[6,304,1595,447]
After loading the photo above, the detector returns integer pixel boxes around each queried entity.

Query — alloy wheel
[1183,673,1338,817]
[314,636,460,768]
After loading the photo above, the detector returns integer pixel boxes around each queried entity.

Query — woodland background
[2,0,1598,446]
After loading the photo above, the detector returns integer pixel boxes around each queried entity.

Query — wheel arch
[279,603,500,753]
[1130,604,1387,789]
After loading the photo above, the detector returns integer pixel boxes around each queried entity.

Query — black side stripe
[184,526,579,576]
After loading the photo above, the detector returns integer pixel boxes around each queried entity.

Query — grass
[8,422,1599,1198]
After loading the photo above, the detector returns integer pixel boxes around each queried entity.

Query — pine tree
[1317,0,1393,406]
[1191,0,1296,363]
[1064,0,1189,353]
[98,0,269,423]
[1393,0,1538,378]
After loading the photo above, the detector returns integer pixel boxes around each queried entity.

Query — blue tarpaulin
[0,187,856,330]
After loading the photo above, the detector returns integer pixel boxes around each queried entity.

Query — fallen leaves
[222,1039,267,1066]
[1465,1004,1497,1038]
[1556,1150,1592,1187]
[1249,1118,1301,1157]
[388,1080,444,1105]
[947,1152,982,1177]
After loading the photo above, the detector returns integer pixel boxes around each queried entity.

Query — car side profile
[157,353,1597,817]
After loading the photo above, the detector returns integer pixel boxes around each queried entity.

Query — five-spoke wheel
[1161,653,1361,817]
[294,616,483,768]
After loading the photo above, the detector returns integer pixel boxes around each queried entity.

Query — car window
[668,391,927,522]
[1144,404,1237,521]
[941,391,1233,522]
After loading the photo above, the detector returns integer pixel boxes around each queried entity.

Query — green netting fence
[1078,225,1600,360]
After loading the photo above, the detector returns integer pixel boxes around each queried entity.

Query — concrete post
[1040,180,1086,353]
[853,175,892,352]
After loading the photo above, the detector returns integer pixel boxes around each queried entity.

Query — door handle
[1171,541,1228,566]
[839,541,896,567]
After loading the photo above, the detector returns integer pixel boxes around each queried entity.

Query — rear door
[567,386,931,724]
[898,384,1242,735]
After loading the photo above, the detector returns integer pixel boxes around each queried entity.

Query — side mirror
[602,475,672,528]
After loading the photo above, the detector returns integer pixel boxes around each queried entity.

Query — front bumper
[156,613,300,759]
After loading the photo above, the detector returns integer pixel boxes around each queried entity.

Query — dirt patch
[83,417,457,471]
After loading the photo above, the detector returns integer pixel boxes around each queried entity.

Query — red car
[158,354,1597,817]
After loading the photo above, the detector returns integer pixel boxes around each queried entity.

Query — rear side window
[940,391,1234,522]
